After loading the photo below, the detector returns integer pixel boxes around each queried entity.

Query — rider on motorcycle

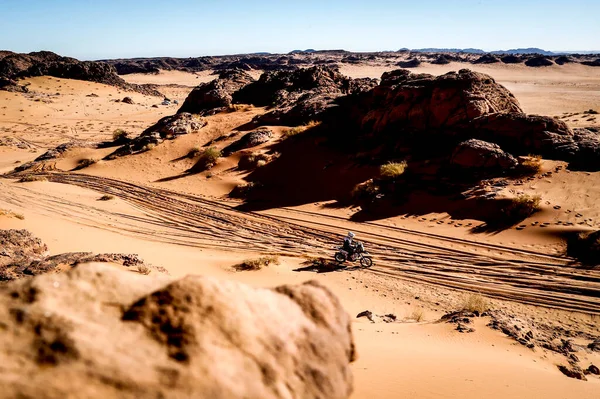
[343,231,357,260]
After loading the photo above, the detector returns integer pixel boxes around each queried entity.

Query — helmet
[347,232,355,238]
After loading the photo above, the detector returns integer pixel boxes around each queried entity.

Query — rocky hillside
[100,50,600,75]
[0,51,162,95]
[0,262,355,398]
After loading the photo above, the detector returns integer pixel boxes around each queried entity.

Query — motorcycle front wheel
[334,252,346,263]
[360,257,373,268]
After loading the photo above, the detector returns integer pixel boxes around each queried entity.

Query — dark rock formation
[473,54,500,64]
[430,55,451,65]
[582,58,600,67]
[177,70,255,115]
[500,55,522,64]
[0,51,161,95]
[106,113,206,159]
[233,66,377,126]
[554,56,576,65]
[397,58,421,68]
[222,128,273,155]
[525,56,554,67]
[451,139,518,169]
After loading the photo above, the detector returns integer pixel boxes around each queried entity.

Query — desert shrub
[233,256,280,271]
[409,307,424,322]
[18,175,47,183]
[98,194,115,201]
[112,129,129,142]
[193,147,221,171]
[518,155,542,175]
[142,143,157,152]
[282,120,321,139]
[502,194,541,222]
[186,145,203,158]
[227,104,254,112]
[583,109,599,115]
[229,182,258,199]
[352,179,380,201]
[77,158,97,168]
[461,293,491,313]
[566,230,600,265]
[238,152,270,169]
[0,209,25,220]
[136,264,151,275]
[380,161,407,179]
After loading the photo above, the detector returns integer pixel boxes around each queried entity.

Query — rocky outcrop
[233,66,377,126]
[430,55,451,65]
[451,139,518,169]
[397,58,421,68]
[105,113,206,159]
[582,58,600,67]
[177,70,255,115]
[555,56,576,65]
[0,229,153,281]
[0,51,162,96]
[0,263,355,398]
[500,55,522,64]
[525,56,554,67]
[359,69,522,134]
[13,140,97,173]
[473,54,500,64]
[222,127,273,155]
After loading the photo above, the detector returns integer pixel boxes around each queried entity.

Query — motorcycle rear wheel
[334,252,346,263]
[360,256,373,268]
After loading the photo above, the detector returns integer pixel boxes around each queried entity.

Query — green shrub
[112,129,129,142]
[193,147,221,171]
[380,161,407,179]
[238,152,270,169]
[282,120,321,139]
[186,145,203,158]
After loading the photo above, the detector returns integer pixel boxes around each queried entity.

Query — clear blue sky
[1,0,598,60]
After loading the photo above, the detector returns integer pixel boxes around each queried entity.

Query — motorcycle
[334,241,373,268]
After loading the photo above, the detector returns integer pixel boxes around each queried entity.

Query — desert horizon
[1,1,599,398]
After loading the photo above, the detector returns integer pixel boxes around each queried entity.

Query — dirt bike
[334,241,373,267]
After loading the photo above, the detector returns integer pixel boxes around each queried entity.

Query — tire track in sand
[4,172,600,314]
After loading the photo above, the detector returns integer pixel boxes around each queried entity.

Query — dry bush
[352,179,379,201]
[233,256,280,271]
[136,264,151,275]
[238,152,270,169]
[112,129,129,142]
[519,155,542,175]
[380,161,407,179]
[408,307,424,322]
[193,147,222,171]
[142,143,157,152]
[0,209,25,220]
[77,158,97,168]
[583,109,599,115]
[461,293,490,313]
[186,145,203,158]
[282,120,321,139]
[19,175,47,183]
[502,194,541,221]
[98,194,115,201]
[229,182,258,199]
[566,230,600,265]
[227,104,254,112]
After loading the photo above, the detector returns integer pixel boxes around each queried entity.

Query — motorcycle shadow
[294,258,363,274]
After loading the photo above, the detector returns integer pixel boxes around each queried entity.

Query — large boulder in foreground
[451,139,518,169]
[0,263,355,398]
[177,69,255,115]
[222,127,273,155]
